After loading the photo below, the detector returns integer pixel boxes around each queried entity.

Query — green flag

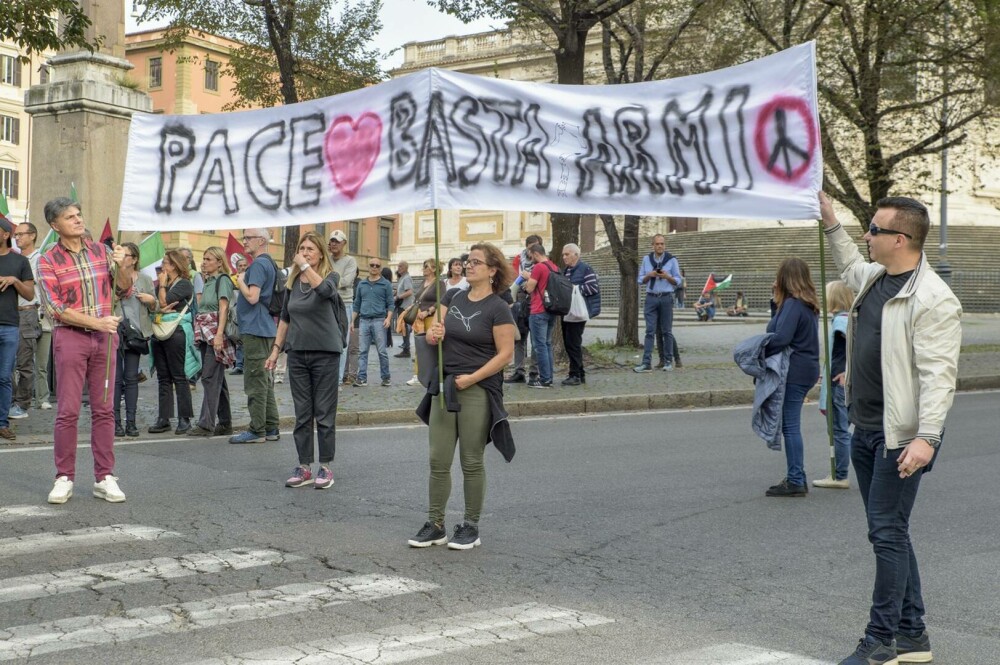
[139,232,165,280]
[70,182,78,203]
[39,228,59,252]
[0,188,8,217]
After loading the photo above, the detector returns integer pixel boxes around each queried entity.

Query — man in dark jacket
[560,243,600,386]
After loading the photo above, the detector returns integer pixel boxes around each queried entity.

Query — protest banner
[119,43,821,231]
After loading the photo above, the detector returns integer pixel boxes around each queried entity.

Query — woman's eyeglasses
[868,222,912,239]
[464,258,487,268]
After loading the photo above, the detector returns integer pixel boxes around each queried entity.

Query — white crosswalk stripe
[185,602,615,664]
[0,505,60,523]
[644,643,834,664]
[0,574,437,662]
[0,524,181,559]
[0,548,303,604]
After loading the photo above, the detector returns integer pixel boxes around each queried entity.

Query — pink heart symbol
[324,112,382,200]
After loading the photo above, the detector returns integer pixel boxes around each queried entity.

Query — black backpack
[541,263,574,316]
[258,254,287,317]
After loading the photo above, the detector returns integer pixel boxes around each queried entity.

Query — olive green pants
[427,383,490,525]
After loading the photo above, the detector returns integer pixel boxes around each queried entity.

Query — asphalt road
[0,391,997,664]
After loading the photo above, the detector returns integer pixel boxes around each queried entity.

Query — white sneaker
[40,401,53,410]
[48,476,73,504]
[812,476,850,489]
[93,475,126,503]
[406,375,420,386]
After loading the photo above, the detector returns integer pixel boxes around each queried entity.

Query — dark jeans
[852,427,926,644]
[561,320,586,379]
[831,384,852,480]
[114,348,142,423]
[642,293,673,366]
[197,343,231,430]
[152,328,192,420]
[781,382,811,486]
[288,350,340,465]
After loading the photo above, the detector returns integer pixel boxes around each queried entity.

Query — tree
[736,0,996,228]
[141,0,384,264]
[2,0,98,55]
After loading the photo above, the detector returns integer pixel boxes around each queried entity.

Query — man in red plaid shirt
[37,198,132,505]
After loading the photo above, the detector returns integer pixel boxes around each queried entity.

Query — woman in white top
[444,257,469,292]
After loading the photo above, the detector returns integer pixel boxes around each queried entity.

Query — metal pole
[434,209,444,409]
[818,219,835,480]
[937,3,952,286]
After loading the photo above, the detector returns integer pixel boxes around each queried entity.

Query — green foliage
[1,0,99,55]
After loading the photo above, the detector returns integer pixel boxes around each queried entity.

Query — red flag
[100,218,114,246]
[702,274,719,294]
[225,233,248,272]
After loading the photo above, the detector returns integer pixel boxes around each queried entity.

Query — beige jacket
[825,223,962,449]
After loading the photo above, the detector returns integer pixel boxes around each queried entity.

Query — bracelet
[271,343,280,351]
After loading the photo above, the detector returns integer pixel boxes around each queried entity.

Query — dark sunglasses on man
[868,221,912,239]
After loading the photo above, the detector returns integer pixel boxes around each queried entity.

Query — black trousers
[114,348,142,423]
[288,350,340,465]
[152,329,193,420]
[561,320,586,379]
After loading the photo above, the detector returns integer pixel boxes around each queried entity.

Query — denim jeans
[642,294,674,366]
[851,427,926,644]
[831,384,852,480]
[529,312,555,383]
[0,325,19,428]
[781,382,811,486]
[357,317,389,382]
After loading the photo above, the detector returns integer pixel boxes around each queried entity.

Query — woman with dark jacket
[113,243,156,437]
[149,250,195,435]
[763,257,820,497]
[560,243,601,386]
[409,243,515,551]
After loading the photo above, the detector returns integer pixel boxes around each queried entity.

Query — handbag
[152,300,191,341]
[118,314,149,354]
[402,303,420,326]
[563,285,590,323]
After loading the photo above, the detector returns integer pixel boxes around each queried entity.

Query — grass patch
[962,344,1000,353]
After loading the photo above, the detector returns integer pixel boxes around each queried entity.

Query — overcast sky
[125,0,502,71]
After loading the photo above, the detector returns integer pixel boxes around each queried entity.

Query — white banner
[119,43,821,231]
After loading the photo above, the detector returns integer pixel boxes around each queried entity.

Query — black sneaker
[561,376,582,386]
[214,423,233,436]
[447,523,481,550]
[407,521,448,548]
[765,479,808,497]
[526,378,551,388]
[838,636,898,665]
[148,419,171,434]
[504,371,526,384]
[114,422,125,437]
[394,350,410,358]
[895,631,931,663]
[187,425,215,437]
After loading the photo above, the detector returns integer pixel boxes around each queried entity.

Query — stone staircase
[582,225,1000,313]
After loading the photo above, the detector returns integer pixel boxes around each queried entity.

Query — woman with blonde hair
[763,257,820,497]
[266,232,344,489]
[149,249,196,434]
[814,280,857,489]
[188,246,237,437]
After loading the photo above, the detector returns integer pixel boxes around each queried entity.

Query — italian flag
[139,232,165,280]
[703,273,733,293]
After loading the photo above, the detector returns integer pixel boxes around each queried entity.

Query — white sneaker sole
[314,480,335,490]
[447,538,481,550]
[408,536,448,548]
[285,480,314,488]
[93,490,126,503]
[898,651,933,663]
[47,491,72,505]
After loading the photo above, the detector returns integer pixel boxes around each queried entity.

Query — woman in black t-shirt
[149,250,195,435]
[408,244,515,551]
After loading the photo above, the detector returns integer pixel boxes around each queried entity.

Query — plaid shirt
[38,239,132,328]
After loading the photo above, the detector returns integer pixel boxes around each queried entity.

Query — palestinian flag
[139,232,165,280]
[703,273,733,293]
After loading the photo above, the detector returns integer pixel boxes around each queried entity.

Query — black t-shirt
[163,278,195,309]
[0,252,34,328]
[849,270,913,429]
[441,289,515,376]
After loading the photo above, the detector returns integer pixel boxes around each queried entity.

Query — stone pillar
[24,0,151,233]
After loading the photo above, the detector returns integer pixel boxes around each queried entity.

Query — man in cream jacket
[819,192,961,665]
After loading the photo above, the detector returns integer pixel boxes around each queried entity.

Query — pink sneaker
[285,466,313,488]
[314,467,335,490]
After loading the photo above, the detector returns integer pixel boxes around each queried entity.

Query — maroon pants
[53,327,118,481]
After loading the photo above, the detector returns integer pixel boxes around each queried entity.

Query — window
[38,63,49,84]
[378,219,392,258]
[204,60,219,92]
[348,220,360,254]
[0,168,19,200]
[1,55,22,87]
[0,115,19,145]
[149,57,162,88]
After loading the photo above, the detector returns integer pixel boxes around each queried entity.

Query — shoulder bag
[152,299,191,341]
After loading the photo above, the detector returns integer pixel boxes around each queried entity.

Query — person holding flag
[38,198,133,504]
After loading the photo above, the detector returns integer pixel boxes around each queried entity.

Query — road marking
[644,643,833,664]
[0,548,302,604]
[186,602,614,664]
[0,574,436,661]
[0,505,60,523]
[0,524,181,559]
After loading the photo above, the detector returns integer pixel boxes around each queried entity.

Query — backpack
[541,263,574,316]
[257,254,287,317]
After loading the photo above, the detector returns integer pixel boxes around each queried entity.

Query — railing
[408,31,515,64]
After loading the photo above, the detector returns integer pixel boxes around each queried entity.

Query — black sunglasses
[869,221,912,239]
[369,263,381,268]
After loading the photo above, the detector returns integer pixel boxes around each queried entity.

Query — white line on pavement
[634,643,834,665]
[0,548,303,604]
[0,574,437,662]
[0,524,181,559]
[0,505,60,522]
[185,602,614,664]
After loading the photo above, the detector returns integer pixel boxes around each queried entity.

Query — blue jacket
[564,260,601,319]
[764,297,820,387]
[355,277,393,319]
[734,333,791,451]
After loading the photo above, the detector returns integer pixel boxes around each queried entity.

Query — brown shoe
[0,427,16,440]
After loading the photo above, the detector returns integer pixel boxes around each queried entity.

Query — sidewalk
[5,313,999,445]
